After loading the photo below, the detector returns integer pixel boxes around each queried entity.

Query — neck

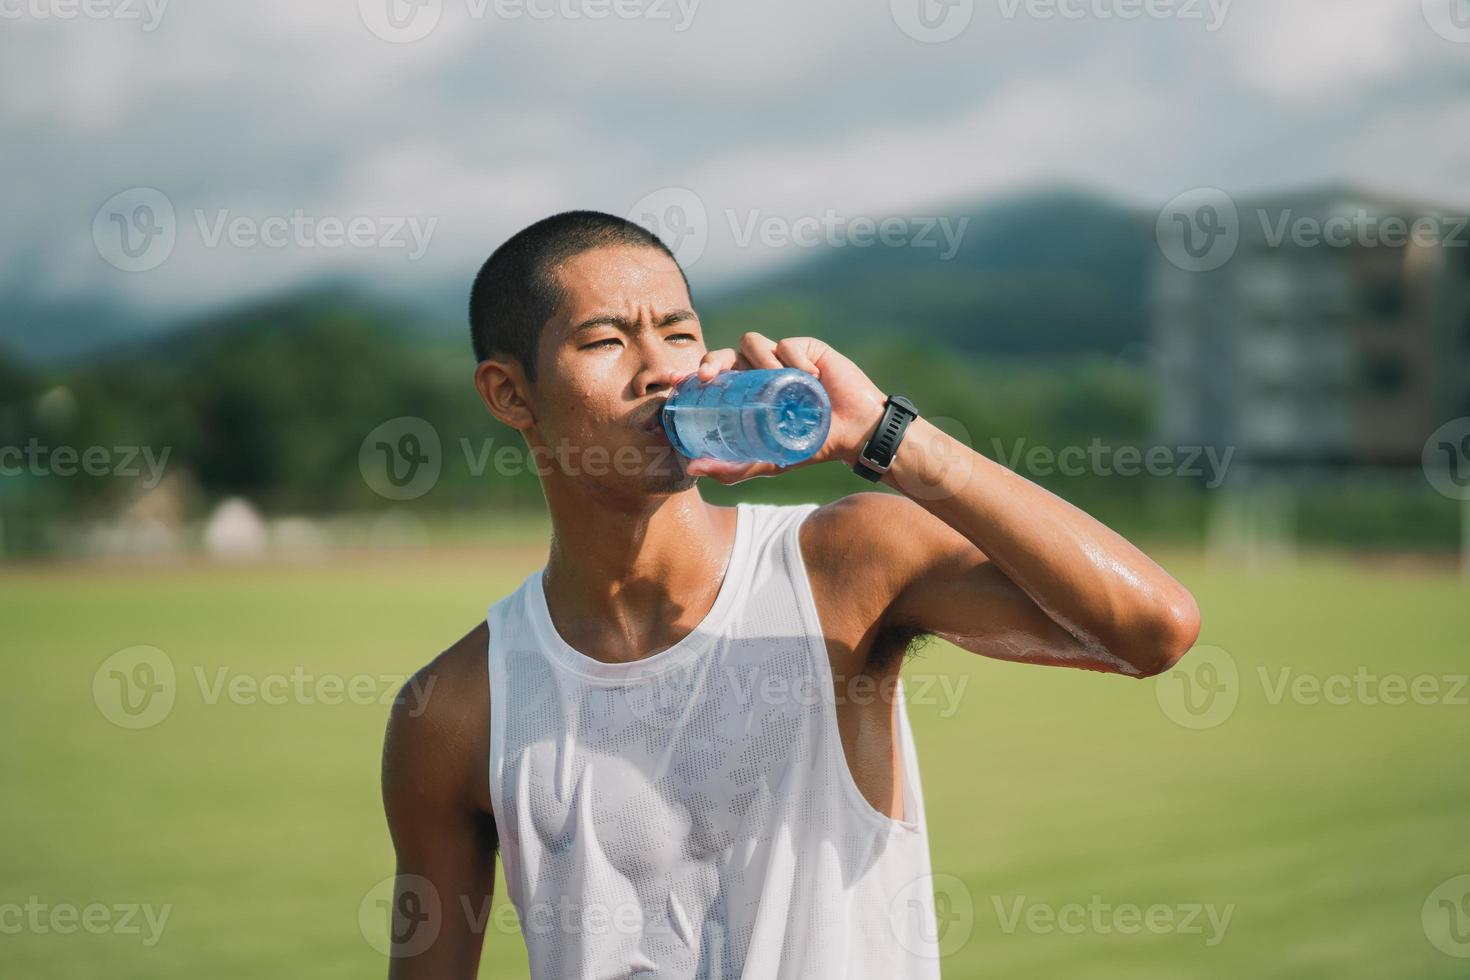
[539,480,738,663]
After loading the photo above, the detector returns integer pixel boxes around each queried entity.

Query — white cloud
[1,0,1466,316]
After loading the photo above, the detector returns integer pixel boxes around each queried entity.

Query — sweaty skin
[380,245,1201,977]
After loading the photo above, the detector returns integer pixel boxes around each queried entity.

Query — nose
[632,335,688,398]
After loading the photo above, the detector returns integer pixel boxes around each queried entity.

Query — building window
[1359,354,1408,395]
[1359,280,1404,321]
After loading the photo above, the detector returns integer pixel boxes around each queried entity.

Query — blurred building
[1153,186,1470,471]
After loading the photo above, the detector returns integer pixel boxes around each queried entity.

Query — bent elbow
[1130,591,1202,679]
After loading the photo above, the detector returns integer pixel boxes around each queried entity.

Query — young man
[381,211,1200,978]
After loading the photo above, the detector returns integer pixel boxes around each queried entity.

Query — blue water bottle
[660,368,832,466]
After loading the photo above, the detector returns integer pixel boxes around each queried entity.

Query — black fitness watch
[852,394,919,482]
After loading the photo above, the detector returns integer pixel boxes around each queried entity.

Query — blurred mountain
[698,187,1153,358]
[0,289,165,367]
[0,186,1151,367]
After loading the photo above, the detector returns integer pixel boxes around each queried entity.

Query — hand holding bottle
[678,333,889,485]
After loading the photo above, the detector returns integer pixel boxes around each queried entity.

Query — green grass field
[3,542,1467,978]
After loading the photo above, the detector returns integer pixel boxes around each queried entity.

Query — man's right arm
[381,624,499,979]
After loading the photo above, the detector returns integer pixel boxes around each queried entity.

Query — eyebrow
[568,309,697,338]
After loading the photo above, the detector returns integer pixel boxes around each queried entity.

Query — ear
[474,358,536,432]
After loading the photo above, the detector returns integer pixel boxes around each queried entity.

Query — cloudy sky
[3,0,1469,317]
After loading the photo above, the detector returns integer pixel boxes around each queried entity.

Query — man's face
[529,245,705,495]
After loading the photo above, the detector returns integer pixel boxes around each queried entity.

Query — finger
[697,348,739,380]
[739,331,782,369]
[774,337,821,376]
[687,458,781,484]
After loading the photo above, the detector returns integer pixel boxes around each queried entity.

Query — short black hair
[468,210,689,382]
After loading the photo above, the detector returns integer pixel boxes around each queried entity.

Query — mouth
[640,402,668,432]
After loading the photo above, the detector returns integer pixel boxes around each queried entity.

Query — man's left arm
[689,332,1201,678]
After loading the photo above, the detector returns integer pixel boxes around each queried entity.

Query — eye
[668,333,697,343]
[581,337,622,350]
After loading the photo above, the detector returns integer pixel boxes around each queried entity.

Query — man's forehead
[552,246,690,320]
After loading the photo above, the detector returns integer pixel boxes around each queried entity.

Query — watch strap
[852,395,919,482]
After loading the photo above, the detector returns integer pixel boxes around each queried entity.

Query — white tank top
[486,501,941,979]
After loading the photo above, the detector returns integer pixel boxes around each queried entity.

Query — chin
[638,453,698,496]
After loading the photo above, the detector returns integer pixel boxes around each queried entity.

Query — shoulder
[794,493,934,667]
[798,492,976,647]
[798,491,951,572]
[383,621,492,817]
